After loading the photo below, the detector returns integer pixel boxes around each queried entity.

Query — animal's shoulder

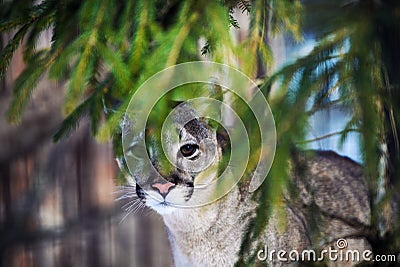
[290,150,370,227]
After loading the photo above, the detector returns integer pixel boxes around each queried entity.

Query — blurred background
[0,31,172,267]
[1,0,399,266]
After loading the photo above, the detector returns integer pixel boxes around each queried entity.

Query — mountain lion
[121,103,371,267]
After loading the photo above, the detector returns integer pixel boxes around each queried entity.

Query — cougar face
[127,105,225,215]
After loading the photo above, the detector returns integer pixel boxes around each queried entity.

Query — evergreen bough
[1,0,399,265]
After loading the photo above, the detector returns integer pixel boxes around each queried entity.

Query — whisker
[119,208,135,223]
[115,193,137,201]
[131,201,144,213]
[119,200,145,223]
[114,184,137,202]
[126,199,142,212]
[121,199,139,210]
[115,182,150,222]
[113,185,136,194]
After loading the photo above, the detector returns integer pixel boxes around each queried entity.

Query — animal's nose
[152,181,176,198]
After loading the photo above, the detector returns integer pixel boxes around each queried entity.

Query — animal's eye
[180,144,199,158]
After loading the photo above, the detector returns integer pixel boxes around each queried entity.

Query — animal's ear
[206,81,224,119]
[207,79,224,102]
[169,100,184,109]
[215,125,230,154]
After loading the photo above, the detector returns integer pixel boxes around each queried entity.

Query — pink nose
[152,181,175,198]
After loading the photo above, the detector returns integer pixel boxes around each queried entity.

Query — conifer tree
[1,0,399,265]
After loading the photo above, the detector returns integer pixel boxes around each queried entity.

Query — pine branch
[24,1,56,60]
[96,102,127,142]
[0,0,51,32]
[201,42,212,55]
[50,1,81,52]
[228,9,240,28]
[0,23,30,81]
[307,98,345,116]
[63,46,98,115]
[0,19,27,32]
[297,128,359,145]
[52,94,94,141]
[48,32,91,80]
[54,76,108,141]
[97,43,132,94]
[165,12,199,67]
[6,50,59,123]
[89,93,103,136]
[128,0,151,74]
[112,2,135,51]
[236,0,251,13]
[63,0,107,115]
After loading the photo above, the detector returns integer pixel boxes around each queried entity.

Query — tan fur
[154,151,370,266]
[126,107,370,266]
